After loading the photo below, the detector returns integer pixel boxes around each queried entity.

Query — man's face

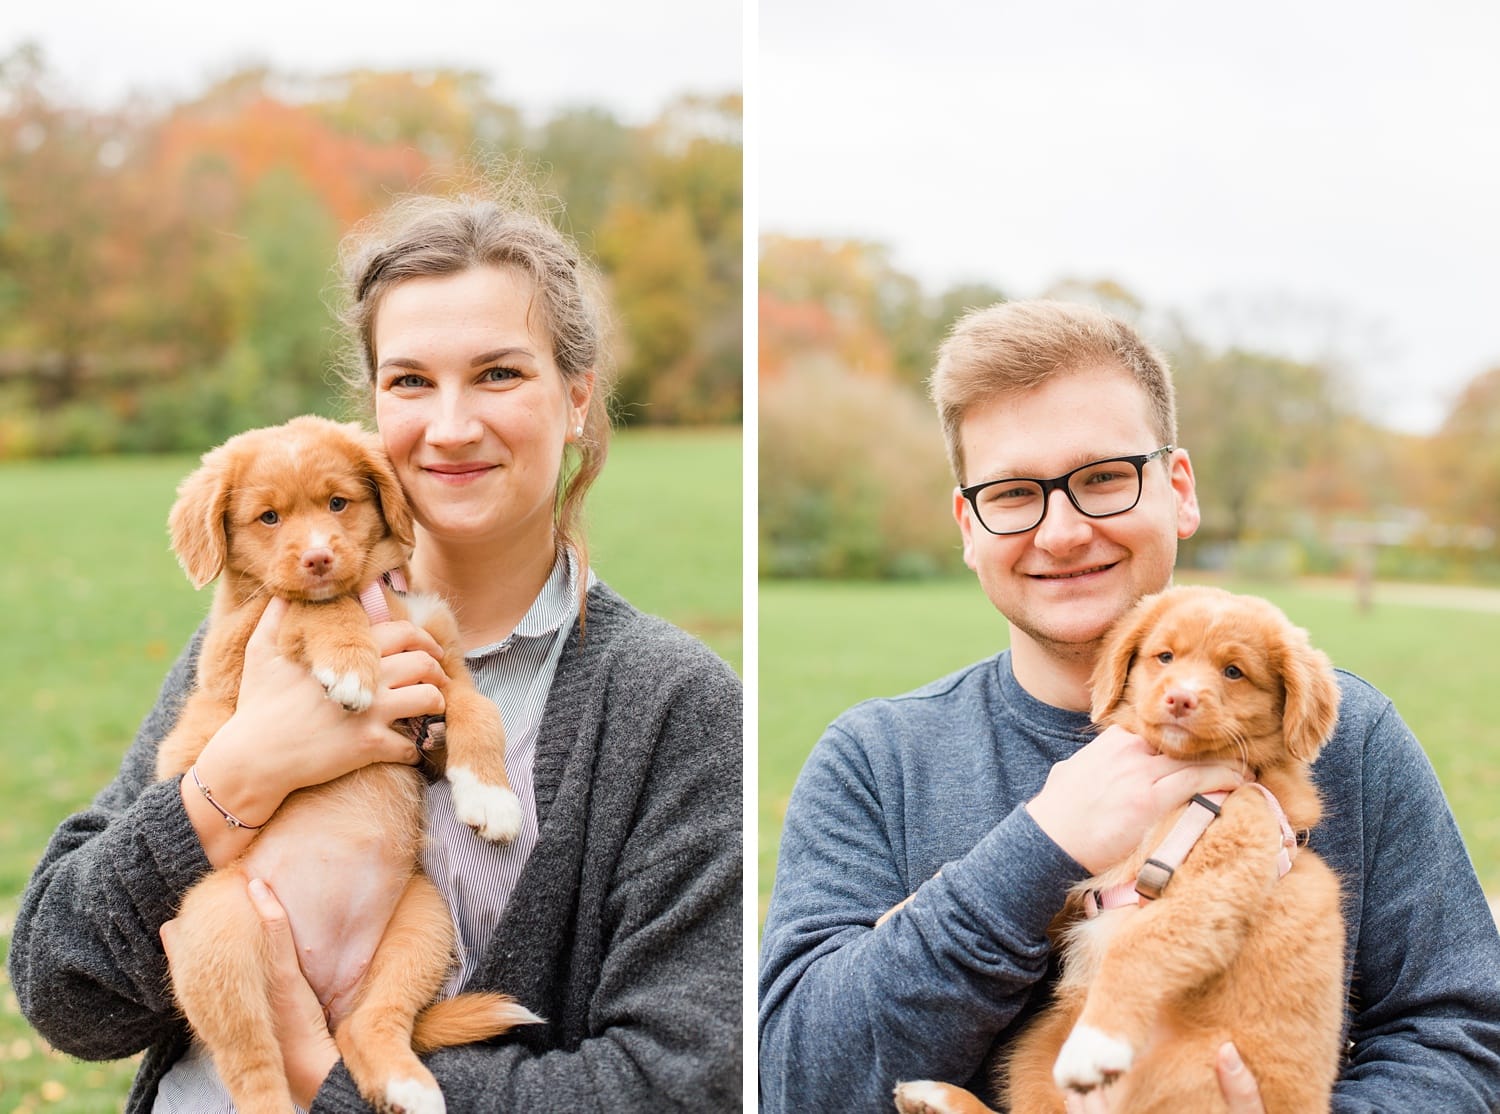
[952,364,1200,667]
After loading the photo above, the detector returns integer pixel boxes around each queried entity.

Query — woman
[7,193,743,1111]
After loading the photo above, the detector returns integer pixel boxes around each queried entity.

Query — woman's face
[372,265,593,555]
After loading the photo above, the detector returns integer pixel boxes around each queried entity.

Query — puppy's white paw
[314,667,374,712]
[893,1080,961,1114]
[384,1076,444,1114]
[1054,1024,1134,1092]
[448,765,523,842]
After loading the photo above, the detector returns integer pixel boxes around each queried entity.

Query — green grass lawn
[0,426,740,1111]
[759,575,1500,925]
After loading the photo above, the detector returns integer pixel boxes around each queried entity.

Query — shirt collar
[512,547,583,639]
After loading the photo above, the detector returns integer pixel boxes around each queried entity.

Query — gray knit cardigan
[8,583,743,1112]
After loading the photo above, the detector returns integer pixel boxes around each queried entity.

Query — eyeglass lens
[973,459,1142,534]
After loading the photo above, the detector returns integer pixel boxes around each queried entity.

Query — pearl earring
[575,425,584,437]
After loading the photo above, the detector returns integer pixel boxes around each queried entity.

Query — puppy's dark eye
[1156,651,1174,664]
[1224,664,1244,680]
[329,496,349,512]
[259,510,279,525]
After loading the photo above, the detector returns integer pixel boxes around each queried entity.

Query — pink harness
[1083,784,1300,918]
[357,568,409,624]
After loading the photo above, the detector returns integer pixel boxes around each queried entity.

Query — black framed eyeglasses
[960,446,1176,536]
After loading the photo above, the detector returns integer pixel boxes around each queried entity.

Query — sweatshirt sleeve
[7,630,212,1061]
[1330,696,1500,1113]
[309,638,744,1113]
[758,721,1085,1112]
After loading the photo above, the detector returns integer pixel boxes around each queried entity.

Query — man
[758,300,1500,1112]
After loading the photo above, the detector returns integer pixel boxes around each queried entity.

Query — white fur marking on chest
[402,592,445,627]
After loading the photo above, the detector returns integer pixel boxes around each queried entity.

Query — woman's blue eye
[482,367,520,381]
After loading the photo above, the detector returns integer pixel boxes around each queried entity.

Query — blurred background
[0,3,740,1105]
[758,0,1499,924]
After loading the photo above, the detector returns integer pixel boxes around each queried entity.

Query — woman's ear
[569,370,597,435]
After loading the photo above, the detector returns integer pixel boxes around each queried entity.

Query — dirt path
[1298,578,1500,614]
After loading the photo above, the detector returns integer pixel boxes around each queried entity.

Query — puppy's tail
[411,991,543,1053]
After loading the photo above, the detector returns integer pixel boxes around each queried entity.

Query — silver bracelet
[188,765,264,831]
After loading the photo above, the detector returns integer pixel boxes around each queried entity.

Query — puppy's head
[1090,585,1340,772]
[169,415,415,598]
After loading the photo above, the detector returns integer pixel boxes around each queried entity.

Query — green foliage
[757,576,1500,925]
[0,50,742,457]
[759,364,962,579]
[0,428,739,1106]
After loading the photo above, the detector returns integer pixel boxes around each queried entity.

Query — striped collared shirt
[155,551,583,1113]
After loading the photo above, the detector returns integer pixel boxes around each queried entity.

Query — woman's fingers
[245,596,289,661]
[371,619,446,662]
[247,878,340,1106]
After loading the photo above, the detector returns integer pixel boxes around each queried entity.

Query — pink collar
[358,568,409,624]
[1084,783,1299,918]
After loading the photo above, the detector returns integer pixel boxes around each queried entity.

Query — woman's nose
[424,391,483,446]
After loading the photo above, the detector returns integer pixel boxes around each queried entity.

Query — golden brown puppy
[895,586,1345,1114]
[154,415,534,1114]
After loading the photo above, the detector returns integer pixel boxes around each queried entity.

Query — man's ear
[1170,448,1200,541]
[953,487,979,570]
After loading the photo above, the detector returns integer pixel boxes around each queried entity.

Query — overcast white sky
[0,0,742,124]
[760,0,1500,435]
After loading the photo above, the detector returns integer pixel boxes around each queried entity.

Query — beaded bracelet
[188,765,264,831]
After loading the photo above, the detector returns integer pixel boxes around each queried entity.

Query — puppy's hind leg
[168,869,295,1114]
[337,872,459,1114]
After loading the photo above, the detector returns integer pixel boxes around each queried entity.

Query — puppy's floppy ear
[169,445,233,589]
[1090,589,1177,722]
[353,427,415,549]
[1275,625,1341,762]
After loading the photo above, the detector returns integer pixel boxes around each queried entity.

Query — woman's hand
[1026,725,1248,874]
[184,598,450,864]
[159,878,340,1109]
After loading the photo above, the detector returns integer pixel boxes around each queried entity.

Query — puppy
[154,415,533,1114]
[895,586,1345,1114]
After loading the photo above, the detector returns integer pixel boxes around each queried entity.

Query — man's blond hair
[928,300,1177,483]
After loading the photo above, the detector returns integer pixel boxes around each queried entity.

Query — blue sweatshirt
[759,650,1500,1112]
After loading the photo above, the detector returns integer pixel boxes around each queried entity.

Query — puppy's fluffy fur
[155,415,534,1114]
[895,586,1345,1114]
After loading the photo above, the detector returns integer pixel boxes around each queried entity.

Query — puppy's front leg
[1053,795,1282,1094]
[282,597,381,712]
[406,595,521,843]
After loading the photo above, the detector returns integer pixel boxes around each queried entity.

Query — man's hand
[1026,725,1247,873]
[1060,1042,1265,1113]
[1216,1042,1266,1113]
